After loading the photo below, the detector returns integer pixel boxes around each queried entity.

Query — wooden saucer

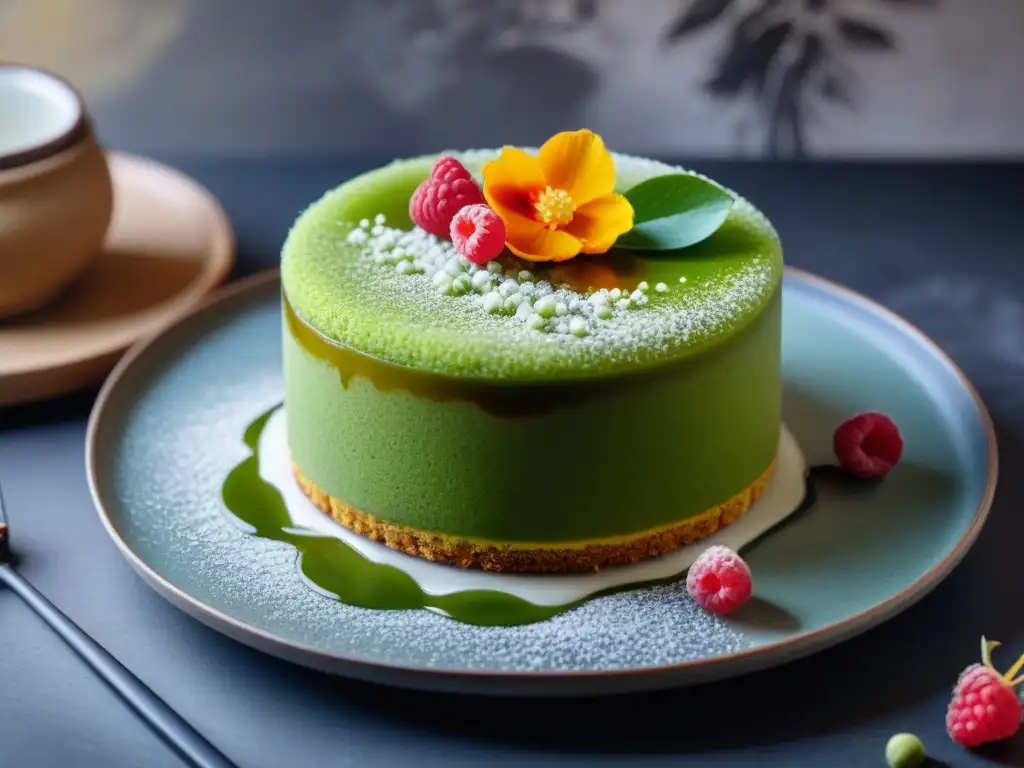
[0,152,234,405]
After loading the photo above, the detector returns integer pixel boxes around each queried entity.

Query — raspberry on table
[686,545,752,615]
[409,156,486,238]
[833,411,903,478]
[946,637,1024,748]
[450,204,506,265]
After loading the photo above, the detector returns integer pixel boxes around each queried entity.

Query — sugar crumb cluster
[347,215,686,339]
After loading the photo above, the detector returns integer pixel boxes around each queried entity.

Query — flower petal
[537,129,615,206]
[564,194,635,254]
[483,147,546,228]
[506,227,582,263]
[502,212,545,246]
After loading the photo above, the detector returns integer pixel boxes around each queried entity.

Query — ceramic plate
[0,152,234,405]
[86,269,997,696]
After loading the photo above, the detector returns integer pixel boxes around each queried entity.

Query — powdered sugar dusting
[282,149,782,379]
[334,583,751,672]
[109,309,754,672]
[344,214,770,345]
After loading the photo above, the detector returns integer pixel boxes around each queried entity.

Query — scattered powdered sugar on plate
[105,302,755,672]
[334,582,751,672]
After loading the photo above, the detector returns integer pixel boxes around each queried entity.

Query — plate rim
[85,266,999,695]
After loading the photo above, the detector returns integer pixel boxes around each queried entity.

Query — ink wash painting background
[2,0,1020,158]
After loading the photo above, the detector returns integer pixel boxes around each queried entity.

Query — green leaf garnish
[615,173,734,251]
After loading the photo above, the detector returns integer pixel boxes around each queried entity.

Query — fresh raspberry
[686,545,752,615]
[946,638,1024,748]
[833,411,903,479]
[408,156,485,237]
[430,156,475,185]
[450,204,506,265]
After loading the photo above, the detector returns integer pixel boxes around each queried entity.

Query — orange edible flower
[482,129,634,262]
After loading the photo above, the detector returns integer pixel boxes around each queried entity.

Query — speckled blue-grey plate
[85,269,996,696]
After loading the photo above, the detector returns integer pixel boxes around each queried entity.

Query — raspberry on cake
[449,204,506,265]
[409,156,486,237]
[280,131,784,573]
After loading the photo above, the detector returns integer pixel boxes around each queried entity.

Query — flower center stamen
[534,186,575,228]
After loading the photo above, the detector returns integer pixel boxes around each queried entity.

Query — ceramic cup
[0,64,113,318]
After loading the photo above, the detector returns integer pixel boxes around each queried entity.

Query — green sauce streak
[284,293,697,419]
[224,404,577,626]
[222,405,816,627]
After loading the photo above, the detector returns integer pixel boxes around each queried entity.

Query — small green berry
[885,733,925,768]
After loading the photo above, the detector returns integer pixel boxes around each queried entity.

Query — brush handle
[0,566,238,768]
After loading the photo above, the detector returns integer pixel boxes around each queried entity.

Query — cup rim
[0,62,90,171]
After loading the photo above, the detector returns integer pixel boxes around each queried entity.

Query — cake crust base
[292,461,776,573]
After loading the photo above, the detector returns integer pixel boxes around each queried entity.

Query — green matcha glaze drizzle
[222,405,816,627]
[284,294,558,418]
[285,292,738,419]
[223,404,577,626]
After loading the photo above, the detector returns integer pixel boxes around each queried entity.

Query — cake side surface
[292,458,775,573]
[282,289,781,544]
[280,144,783,571]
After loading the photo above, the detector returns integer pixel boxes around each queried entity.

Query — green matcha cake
[280,131,783,573]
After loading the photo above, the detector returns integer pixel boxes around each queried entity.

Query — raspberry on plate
[450,204,506,265]
[409,156,485,238]
[833,411,903,478]
[686,545,752,615]
[946,637,1024,748]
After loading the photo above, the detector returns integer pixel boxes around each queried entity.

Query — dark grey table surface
[2,158,1023,768]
